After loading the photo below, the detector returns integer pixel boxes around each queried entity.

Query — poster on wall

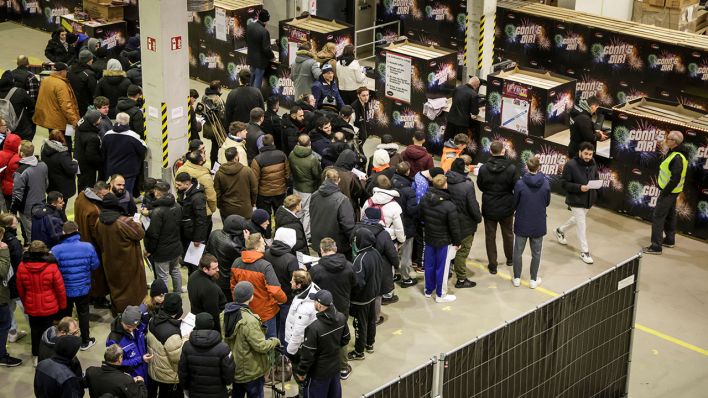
[385,52,412,104]
[501,83,530,134]
[215,7,226,41]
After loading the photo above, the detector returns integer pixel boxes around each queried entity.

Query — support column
[139,0,190,181]
[467,0,497,80]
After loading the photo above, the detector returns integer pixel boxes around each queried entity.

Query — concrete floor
[1,21,707,398]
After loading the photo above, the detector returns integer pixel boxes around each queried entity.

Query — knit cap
[251,209,270,226]
[234,281,254,304]
[194,313,214,330]
[372,149,390,168]
[107,59,122,71]
[150,279,168,297]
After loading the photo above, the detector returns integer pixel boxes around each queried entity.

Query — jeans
[513,235,543,281]
[304,375,342,398]
[28,314,56,357]
[256,194,285,216]
[650,193,678,250]
[232,376,265,398]
[423,244,451,297]
[0,304,11,358]
[152,381,183,398]
[263,316,277,339]
[59,295,91,343]
[18,211,32,244]
[294,190,313,240]
[124,177,137,196]
[483,216,514,267]
[9,298,27,333]
[350,301,376,354]
[154,257,182,293]
[398,238,414,280]
[559,207,590,253]
[276,303,290,346]
[453,234,475,280]
[250,67,266,89]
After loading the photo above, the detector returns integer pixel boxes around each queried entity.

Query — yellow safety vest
[658,151,687,193]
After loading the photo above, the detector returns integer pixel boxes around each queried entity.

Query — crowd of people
[0,7,690,398]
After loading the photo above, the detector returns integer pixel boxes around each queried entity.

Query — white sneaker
[580,252,594,264]
[8,330,27,343]
[530,278,542,289]
[512,278,521,287]
[181,285,188,293]
[435,294,456,303]
[424,292,432,298]
[555,228,567,245]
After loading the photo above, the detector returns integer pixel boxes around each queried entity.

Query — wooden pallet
[615,98,708,132]
[215,0,263,11]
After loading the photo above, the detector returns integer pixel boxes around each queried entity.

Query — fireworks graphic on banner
[687,59,708,80]
[487,92,502,117]
[576,75,612,105]
[233,18,245,40]
[591,39,643,71]
[490,135,517,160]
[203,15,215,35]
[530,96,544,125]
[627,178,660,208]
[382,0,423,19]
[426,122,445,145]
[554,32,587,53]
[392,109,423,130]
[268,70,294,99]
[698,201,708,222]
[648,51,686,73]
[504,19,550,49]
[425,4,453,23]
[613,125,631,151]
[371,99,389,128]
[676,193,693,221]
[616,88,650,105]
[427,63,456,89]
[598,166,623,192]
[412,66,425,92]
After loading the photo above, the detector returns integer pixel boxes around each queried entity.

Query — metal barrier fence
[364,254,641,398]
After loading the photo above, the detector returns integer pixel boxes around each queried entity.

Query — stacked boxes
[277,15,355,66]
[61,13,127,49]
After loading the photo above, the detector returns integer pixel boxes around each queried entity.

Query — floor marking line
[467,260,707,356]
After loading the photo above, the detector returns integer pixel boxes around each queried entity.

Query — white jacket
[336,59,366,91]
[361,187,406,243]
[284,283,320,355]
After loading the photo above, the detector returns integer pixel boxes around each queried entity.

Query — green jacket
[289,145,322,194]
[222,303,279,383]
[0,247,10,305]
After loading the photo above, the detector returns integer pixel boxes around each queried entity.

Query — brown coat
[214,161,258,219]
[323,166,366,221]
[94,211,146,314]
[250,146,290,197]
[177,161,217,215]
[33,73,80,130]
[74,190,109,297]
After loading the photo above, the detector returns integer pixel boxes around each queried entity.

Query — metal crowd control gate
[363,254,641,398]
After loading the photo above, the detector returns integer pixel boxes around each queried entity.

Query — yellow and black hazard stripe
[161,102,168,169]
[478,15,486,71]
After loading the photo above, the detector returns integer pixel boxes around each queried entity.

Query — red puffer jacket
[16,252,67,316]
[0,133,22,197]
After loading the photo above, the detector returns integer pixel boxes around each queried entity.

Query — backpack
[365,198,386,223]
[0,88,22,131]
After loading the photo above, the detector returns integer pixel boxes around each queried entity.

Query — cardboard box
[665,0,699,9]
[646,0,666,6]
[82,0,124,21]
[278,15,355,65]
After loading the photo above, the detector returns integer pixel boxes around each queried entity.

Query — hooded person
[178,313,235,397]
[94,192,146,314]
[355,207,399,304]
[147,293,185,396]
[264,227,299,345]
[91,46,110,79]
[361,175,406,244]
[34,334,84,398]
[366,135,401,175]
[247,208,272,240]
[75,110,104,190]
[67,50,98,114]
[206,214,248,300]
[347,228,383,360]
[95,59,131,119]
[0,70,34,140]
[328,149,367,219]
[310,169,356,256]
[366,148,395,195]
[222,281,280,394]
[0,132,22,203]
[290,42,322,100]
[284,270,320,356]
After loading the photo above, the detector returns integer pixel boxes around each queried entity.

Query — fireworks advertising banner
[14,0,79,31]
[495,8,554,70]
[265,63,295,108]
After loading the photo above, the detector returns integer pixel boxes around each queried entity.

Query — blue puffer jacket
[51,232,100,297]
[413,171,430,205]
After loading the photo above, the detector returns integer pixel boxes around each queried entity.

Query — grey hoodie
[291,50,322,100]
[11,155,49,214]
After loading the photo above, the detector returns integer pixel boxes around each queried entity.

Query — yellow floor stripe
[467,260,707,356]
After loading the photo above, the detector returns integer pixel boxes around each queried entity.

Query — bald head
[469,76,481,89]
[667,131,683,149]
[17,55,29,67]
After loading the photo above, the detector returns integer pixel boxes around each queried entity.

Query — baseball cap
[309,289,333,306]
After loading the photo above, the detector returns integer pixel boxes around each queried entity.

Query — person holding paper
[188,254,227,334]
[143,181,184,293]
[32,62,79,145]
[146,293,185,397]
[175,172,210,275]
[555,142,599,264]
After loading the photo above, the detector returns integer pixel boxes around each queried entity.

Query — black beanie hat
[54,335,82,360]
[150,279,168,297]
[194,313,214,330]
[451,158,467,174]
[162,293,183,318]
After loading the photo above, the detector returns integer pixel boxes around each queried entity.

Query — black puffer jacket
[41,139,78,200]
[391,173,418,238]
[445,170,482,237]
[44,31,73,64]
[420,187,462,247]
[274,206,309,254]
[178,329,235,397]
[0,74,34,139]
[476,156,518,221]
[74,117,103,191]
[281,113,304,154]
[264,240,299,303]
[85,362,148,398]
[2,227,23,299]
[353,221,398,295]
[309,253,356,317]
[67,62,97,114]
[568,108,596,157]
[206,215,246,294]
[177,181,209,243]
[295,305,350,379]
[149,310,182,345]
[350,228,383,305]
[115,97,145,138]
[309,181,355,254]
[144,194,183,262]
[562,157,599,209]
[187,271,227,334]
[95,72,131,118]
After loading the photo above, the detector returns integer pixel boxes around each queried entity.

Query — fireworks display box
[16,0,80,31]
[60,13,126,49]
[485,67,576,139]
[277,15,354,66]
[495,7,554,70]
[610,97,708,238]
[188,0,262,55]
[122,0,139,36]
[82,0,124,21]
